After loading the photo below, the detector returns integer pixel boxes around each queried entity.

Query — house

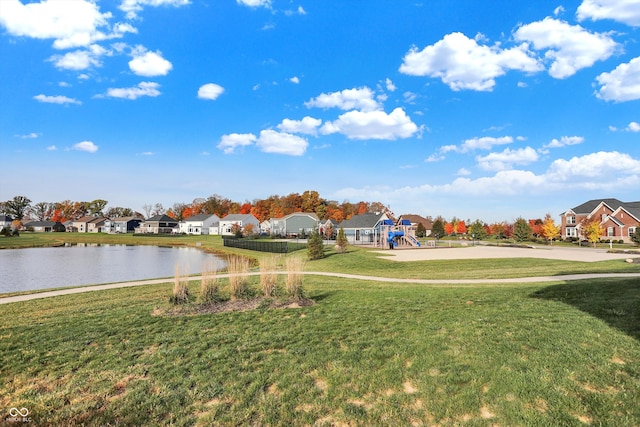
[178,214,220,235]
[218,214,260,236]
[135,214,179,234]
[269,212,319,237]
[71,216,107,233]
[338,212,390,245]
[561,198,640,243]
[0,215,13,229]
[104,217,143,234]
[319,218,339,239]
[24,220,65,232]
[397,214,433,237]
[259,220,271,235]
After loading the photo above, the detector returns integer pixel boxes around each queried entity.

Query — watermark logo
[6,407,31,423]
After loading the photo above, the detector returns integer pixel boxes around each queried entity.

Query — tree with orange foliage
[455,220,467,235]
[239,202,252,214]
[444,222,454,235]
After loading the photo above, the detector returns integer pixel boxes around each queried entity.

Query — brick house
[561,198,640,243]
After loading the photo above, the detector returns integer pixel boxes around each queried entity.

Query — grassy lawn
[2,233,640,425]
[1,275,639,426]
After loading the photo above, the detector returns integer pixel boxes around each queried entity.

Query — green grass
[2,233,640,425]
[1,275,639,426]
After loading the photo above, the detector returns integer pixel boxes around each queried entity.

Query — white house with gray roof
[179,214,220,235]
[217,213,260,236]
[338,212,390,245]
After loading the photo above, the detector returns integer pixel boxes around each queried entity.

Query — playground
[379,219,422,249]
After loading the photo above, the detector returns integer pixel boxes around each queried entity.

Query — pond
[0,244,226,294]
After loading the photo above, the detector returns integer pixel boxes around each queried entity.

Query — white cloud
[102,81,161,100]
[256,130,308,156]
[197,83,225,100]
[50,44,108,70]
[119,0,190,20]
[33,94,82,105]
[289,76,300,84]
[305,87,381,112]
[128,48,172,77]
[385,78,396,92]
[0,0,134,49]
[399,32,542,91]
[458,136,514,152]
[544,135,585,148]
[285,6,306,16]
[277,116,322,135]
[627,121,640,132]
[476,147,539,171]
[237,0,271,8]
[73,140,98,153]
[548,151,640,179]
[457,168,472,176]
[514,17,619,79]
[596,56,640,102]
[47,145,57,151]
[554,6,566,16]
[217,133,256,154]
[320,108,419,140]
[16,132,40,139]
[577,0,640,27]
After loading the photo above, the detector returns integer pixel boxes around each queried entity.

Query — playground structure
[378,219,421,249]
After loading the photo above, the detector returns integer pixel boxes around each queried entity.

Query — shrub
[228,256,251,300]
[170,264,190,304]
[336,227,348,253]
[0,227,10,237]
[307,230,325,260]
[200,265,220,303]
[260,256,278,297]
[285,257,305,301]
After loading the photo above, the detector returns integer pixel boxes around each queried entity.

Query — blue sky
[1,0,639,222]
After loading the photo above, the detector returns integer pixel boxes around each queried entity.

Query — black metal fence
[223,238,307,253]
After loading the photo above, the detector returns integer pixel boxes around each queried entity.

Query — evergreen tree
[431,219,445,241]
[631,222,640,246]
[307,230,325,260]
[416,223,426,238]
[336,227,348,253]
[513,217,532,242]
[468,219,488,241]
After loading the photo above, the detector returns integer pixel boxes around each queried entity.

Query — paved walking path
[2,271,640,305]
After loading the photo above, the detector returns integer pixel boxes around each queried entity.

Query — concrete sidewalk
[2,270,640,305]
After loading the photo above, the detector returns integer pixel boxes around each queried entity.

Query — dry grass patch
[227,256,251,300]
[170,264,190,304]
[285,256,305,301]
[260,255,279,297]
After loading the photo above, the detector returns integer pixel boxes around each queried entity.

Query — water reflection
[0,244,225,293]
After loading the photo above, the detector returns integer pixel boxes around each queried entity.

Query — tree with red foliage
[239,202,252,214]
[444,222,454,235]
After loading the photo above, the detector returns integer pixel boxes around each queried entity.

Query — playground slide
[405,234,421,247]
[387,231,405,248]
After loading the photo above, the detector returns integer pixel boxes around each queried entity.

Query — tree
[581,217,603,247]
[631,222,640,246]
[322,222,334,240]
[513,217,532,242]
[4,196,31,220]
[416,222,426,238]
[30,202,54,221]
[540,213,561,245]
[444,222,454,236]
[142,204,153,218]
[87,199,108,216]
[307,230,325,260]
[468,219,488,241]
[431,218,445,241]
[105,207,135,218]
[242,223,255,237]
[455,220,467,235]
[336,227,348,253]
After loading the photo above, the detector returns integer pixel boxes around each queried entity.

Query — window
[602,214,608,222]
[566,215,576,225]
[607,227,614,237]
[566,227,577,237]
[629,227,636,237]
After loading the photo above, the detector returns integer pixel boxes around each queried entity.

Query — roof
[571,198,625,214]
[183,213,219,222]
[220,214,257,222]
[0,215,13,222]
[24,221,61,226]
[108,216,143,222]
[398,214,433,229]
[284,212,319,220]
[145,214,178,222]
[339,212,386,229]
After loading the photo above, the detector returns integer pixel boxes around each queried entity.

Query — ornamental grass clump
[170,264,190,304]
[260,256,278,298]
[228,256,251,300]
[285,256,305,301]
[200,263,220,303]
